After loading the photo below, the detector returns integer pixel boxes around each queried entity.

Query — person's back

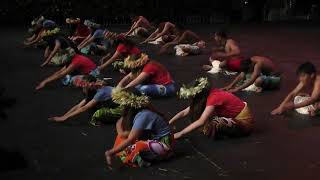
[70,54,97,74]
[251,56,276,75]
[225,39,241,59]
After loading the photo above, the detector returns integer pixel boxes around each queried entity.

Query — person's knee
[137,85,150,95]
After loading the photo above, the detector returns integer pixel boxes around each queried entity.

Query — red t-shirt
[70,54,97,74]
[206,88,245,118]
[142,61,173,85]
[75,24,90,37]
[116,44,141,57]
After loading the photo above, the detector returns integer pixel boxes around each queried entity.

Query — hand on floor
[48,116,67,122]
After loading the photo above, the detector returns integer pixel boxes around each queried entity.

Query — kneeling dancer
[105,88,174,168]
[170,77,254,139]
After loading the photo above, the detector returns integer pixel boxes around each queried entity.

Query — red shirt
[75,24,90,37]
[116,44,141,57]
[70,54,96,74]
[206,88,245,118]
[142,61,173,85]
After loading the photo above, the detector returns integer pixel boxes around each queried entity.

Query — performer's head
[240,58,254,73]
[214,30,228,43]
[296,62,317,83]
[179,77,211,121]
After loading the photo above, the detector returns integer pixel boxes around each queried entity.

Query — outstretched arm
[125,18,142,36]
[78,35,93,49]
[271,82,306,115]
[49,99,98,122]
[141,28,159,43]
[41,40,61,67]
[169,107,190,124]
[36,64,76,90]
[124,72,149,89]
[117,73,134,88]
[98,51,121,71]
[230,63,262,92]
[174,106,215,139]
[149,23,173,42]
[223,72,245,90]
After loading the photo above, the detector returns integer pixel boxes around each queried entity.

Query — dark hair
[189,89,210,122]
[215,30,228,39]
[188,79,211,121]
[240,58,253,73]
[296,62,317,75]
[120,89,164,131]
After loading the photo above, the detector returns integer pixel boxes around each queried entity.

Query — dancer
[77,20,111,55]
[105,88,174,168]
[158,30,205,55]
[140,21,178,44]
[124,16,154,37]
[48,75,121,125]
[271,62,320,116]
[203,30,242,73]
[65,18,90,44]
[24,16,45,45]
[99,36,141,72]
[170,77,254,139]
[35,52,98,90]
[223,56,281,93]
[24,19,57,46]
[117,54,176,97]
[41,28,78,67]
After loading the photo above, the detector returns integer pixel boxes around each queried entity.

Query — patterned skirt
[203,103,253,139]
[113,134,174,167]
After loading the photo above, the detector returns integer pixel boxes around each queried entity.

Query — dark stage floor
[1,24,320,180]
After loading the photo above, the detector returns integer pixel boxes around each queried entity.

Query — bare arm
[141,29,159,43]
[149,23,173,41]
[116,118,130,138]
[36,64,76,90]
[223,72,245,90]
[98,51,121,71]
[44,46,50,58]
[48,99,95,122]
[232,63,262,92]
[174,106,215,139]
[125,18,142,36]
[294,79,320,109]
[271,82,306,115]
[78,35,93,49]
[169,107,190,124]
[41,40,61,67]
[105,129,143,166]
[124,72,149,89]
[64,99,87,116]
[117,73,134,88]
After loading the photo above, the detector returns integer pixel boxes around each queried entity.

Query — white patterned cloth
[174,43,201,56]
[294,96,315,115]
[207,60,238,75]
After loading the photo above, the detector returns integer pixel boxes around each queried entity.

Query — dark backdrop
[0,0,319,26]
